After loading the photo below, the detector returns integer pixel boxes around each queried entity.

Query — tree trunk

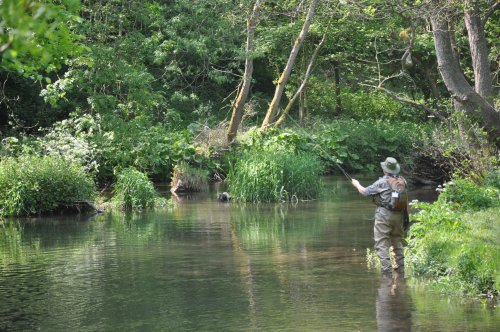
[333,61,342,115]
[260,0,319,129]
[227,0,262,144]
[431,15,500,137]
[464,0,494,100]
[275,34,325,127]
[299,88,306,124]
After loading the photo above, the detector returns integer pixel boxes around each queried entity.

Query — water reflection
[0,178,498,331]
[376,272,412,332]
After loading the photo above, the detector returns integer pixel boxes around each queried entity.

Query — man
[351,157,407,275]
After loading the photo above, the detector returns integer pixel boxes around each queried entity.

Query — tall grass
[170,162,208,192]
[0,156,96,216]
[113,167,159,209]
[227,150,322,202]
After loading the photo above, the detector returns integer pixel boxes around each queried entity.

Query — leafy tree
[0,0,84,78]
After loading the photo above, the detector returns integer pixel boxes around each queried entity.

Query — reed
[113,167,159,209]
[227,150,322,202]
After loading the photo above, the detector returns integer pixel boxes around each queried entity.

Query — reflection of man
[376,272,412,332]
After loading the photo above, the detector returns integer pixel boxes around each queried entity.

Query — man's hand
[351,178,367,195]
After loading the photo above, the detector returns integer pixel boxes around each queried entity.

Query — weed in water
[170,162,208,193]
[113,167,159,209]
[227,150,322,202]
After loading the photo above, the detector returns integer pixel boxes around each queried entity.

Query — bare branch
[482,1,500,27]
[360,83,447,121]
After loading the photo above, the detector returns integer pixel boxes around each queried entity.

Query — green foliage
[170,162,208,193]
[484,168,500,189]
[0,155,96,216]
[0,0,85,78]
[227,150,322,202]
[1,112,218,182]
[339,88,426,121]
[438,178,500,211]
[314,119,431,172]
[112,167,159,210]
[411,112,498,183]
[234,119,432,175]
[407,201,499,298]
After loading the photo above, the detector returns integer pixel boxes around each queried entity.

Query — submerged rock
[216,192,231,202]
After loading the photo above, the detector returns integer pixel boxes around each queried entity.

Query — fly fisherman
[351,157,408,275]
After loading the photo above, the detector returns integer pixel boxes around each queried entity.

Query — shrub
[407,200,499,297]
[170,162,208,193]
[227,150,322,202]
[439,178,500,211]
[339,88,426,121]
[113,167,159,209]
[0,155,96,216]
[410,112,498,183]
[484,167,500,189]
[233,119,432,174]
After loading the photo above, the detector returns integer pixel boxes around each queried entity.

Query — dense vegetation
[0,155,96,216]
[112,167,162,210]
[407,175,500,298]
[0,0,499,299]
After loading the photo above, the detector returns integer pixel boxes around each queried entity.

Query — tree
[430,1,500,137]
[227,0,263,144]
[0,0,83,78]
[274,34,325,127]
[464,0,494,100]
[260,0,319,129]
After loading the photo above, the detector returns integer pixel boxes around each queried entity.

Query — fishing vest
[372,176,408,211]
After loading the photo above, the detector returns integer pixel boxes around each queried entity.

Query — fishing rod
[331,158,352,181]
[281,113,354,182]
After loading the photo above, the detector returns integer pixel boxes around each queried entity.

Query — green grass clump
[113,167,160,209]
[407,194,499,298]
[227,150,322,202]
[0,155,96,216]
[170,162,208,192]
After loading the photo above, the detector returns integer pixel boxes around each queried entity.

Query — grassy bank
[406,177,500,299]
[0,155,96,216]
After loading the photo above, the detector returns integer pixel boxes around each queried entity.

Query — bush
[227,150,322,202]
[484,167,500,189]
[233,119,432,174]
[407,196,499,298]
[113,167,159,209]
[410,112,498,183]
[170,162,208,193]
[340,88,426,121]
[0,155,96,216]
[439,178,500,211]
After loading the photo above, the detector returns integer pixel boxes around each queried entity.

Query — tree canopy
[0,0,498,140]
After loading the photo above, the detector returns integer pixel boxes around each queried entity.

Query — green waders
[374,206,405,273]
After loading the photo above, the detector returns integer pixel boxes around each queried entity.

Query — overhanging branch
[360,83,447,121]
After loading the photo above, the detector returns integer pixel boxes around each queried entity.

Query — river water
[0,176,498,331]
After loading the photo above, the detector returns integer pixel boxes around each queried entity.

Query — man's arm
[351,179,368,196]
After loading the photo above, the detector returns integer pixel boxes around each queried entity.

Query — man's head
[381,157,400,175]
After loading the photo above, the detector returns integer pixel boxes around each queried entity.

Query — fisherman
[351,157,407,275]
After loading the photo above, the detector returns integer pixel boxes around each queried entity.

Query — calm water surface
[0,176,498,331]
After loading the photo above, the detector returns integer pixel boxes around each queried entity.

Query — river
[0,176,498,331]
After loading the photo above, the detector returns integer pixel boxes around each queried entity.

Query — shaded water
[0,176,498,331]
